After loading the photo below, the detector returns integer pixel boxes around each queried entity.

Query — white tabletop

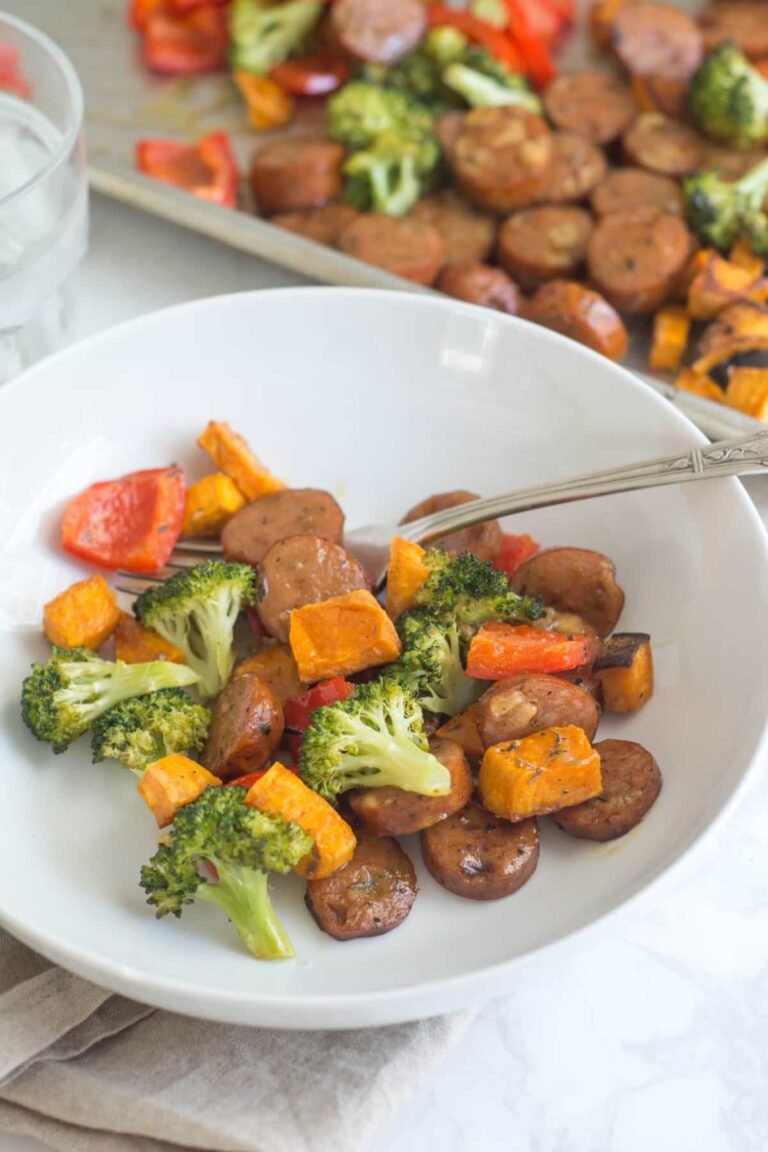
[4,192,768,1152]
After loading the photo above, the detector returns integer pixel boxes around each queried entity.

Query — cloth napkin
[0,930,473,1152]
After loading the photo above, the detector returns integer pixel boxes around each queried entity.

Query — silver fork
[121,429,768,595]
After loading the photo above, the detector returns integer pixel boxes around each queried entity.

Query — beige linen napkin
[0,930,473,1152]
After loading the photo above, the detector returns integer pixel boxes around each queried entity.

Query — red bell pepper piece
[0,43,32,97]
[284,677,355,731]
[503,0,556,87]
[514,0,563,48]
[467,622,590,679]
[170,0,230,11]
[128,0,168,31]
[269,55,350,97]
[136,132,238,208]
[493,533,540,578]
[244,606,265,643]
[61,466,186,573]
[284,732,305,762]
[143,5,229,75]
[427,5,524,71]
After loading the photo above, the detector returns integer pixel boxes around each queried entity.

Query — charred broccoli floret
[689,41,768,148]
[134,561,256,701]
[413,549,544,631]
[91,689,210,774]
[140,786,312,960]
[230,0,324,74]
[684,157,768,253]
[21,647,199,754]
[386,608,482,716]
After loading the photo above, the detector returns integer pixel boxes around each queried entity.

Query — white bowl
[1,288,766,1029]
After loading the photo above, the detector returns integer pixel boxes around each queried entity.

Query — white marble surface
[3,193,768,1152]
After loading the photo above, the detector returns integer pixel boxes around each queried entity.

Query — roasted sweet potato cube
[386,536,429,620]
[197,421,285,501]
[594,632,654,712]
[478,725,602,821]
[289,590,402,681]
[182,473,245,537]
[114,612,185,664]
[43,574,121,650]
[138,753,221,827]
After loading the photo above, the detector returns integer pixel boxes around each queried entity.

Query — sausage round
[590,167,683,218]
[497,206,593,291]
[587,208,692,314]
[400,489,503,563]
[338,215,445,285]
[509,547,625,637]
[329,0,428,64]
[552,738,661,840]
[257,534,368,643]
[698,2,768,60]
[622,114,705,177]
[421,802,539,900]
[203,673,284,781]
[437,262,522,315]
[542,71,637,145]
[611,4,703,80]
[526,280,629,362]
[221,488,345,567]
[537,132,608,205]
[556,668,604,709]
[250,140,345,215]
[450,106,553,214]
[435,111,467,162]
[589,0,642,51]
[701,143,768,184]
[347,738,473,836]
[305,833,417,939]
[271,203,359,248]
[478,673,600,746]
[410,191,497,265]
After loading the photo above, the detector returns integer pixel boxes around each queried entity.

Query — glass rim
[0,10,84,210]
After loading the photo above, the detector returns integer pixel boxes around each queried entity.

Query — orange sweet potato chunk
[289,589,402,681]
[43,574,121,650]
[386,536,430,620]
[182,473,246,537]
[478,725,602,821]
[138,753,221,827]
[114,612,185,664]
[197,421,285,501]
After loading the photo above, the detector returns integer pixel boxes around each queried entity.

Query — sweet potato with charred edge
[649,306,690,372]
[594,632,654,712]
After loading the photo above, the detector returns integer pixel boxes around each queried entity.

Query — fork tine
[116,571,165,583]
[174,540,222,555]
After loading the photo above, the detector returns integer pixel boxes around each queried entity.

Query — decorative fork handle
[399,430,768,543]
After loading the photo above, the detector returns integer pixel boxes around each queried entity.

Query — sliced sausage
[537,132,608,205]
[410,191,497,265]
[622,114,705,177]
[437,262,522,315]
[421,802,539,900]
[257,534,368,643]
[338,215,445,285]
[701,143,768,184]
[509,547,625,637]
[497,206,593,291]
[631,71,690,120]
[401,489,503,563]
[543,71,638,146]
[478,673,600,747]
[450,106,553,214]
[203,673,284,781]
[435,111,467,162]
[611,4,703,81]
[347,738,473,836]
[556,668,604,709]
[526,280,629,362]
[250,140,345,215]
[221,488,345,567]
[589,0,642,51]
[552,738,661,840]
[329,0,427,64]
[271,203,359,248]
[590,167,683,218]
[305,833,417,939]
[587,208,692,314]
[231,644,304,706]
[699,2,768,60]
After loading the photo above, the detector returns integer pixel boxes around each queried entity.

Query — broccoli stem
[198,863,295,960]
[337,721,451,795]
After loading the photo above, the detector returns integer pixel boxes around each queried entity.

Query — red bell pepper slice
[503,0,556,87]
[128,0,168,31]
[514,0,564,48]
[493,533,540,578]
[143,5,229,75]
[0,43,32,97]
[136,132,238,208]
[269,55,350,97]
[61,466,187,573]
[284,677,355,731]
[284,732,305,762]
[467,622,590,679]
[427,5,524,71]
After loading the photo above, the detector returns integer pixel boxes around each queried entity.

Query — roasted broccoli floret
[684,157,768,253]
[300,679,451,804]
[413,549,545,631]
[91,689,210,774]
[689,41,768,148]
[423,25,471,66]
[21,647,199,755]
[134,561,256,701]
[230,0,324,74]
[140,786,312,960]
[442,58,542,111]
[342,130,441,215]
[387,609,482,716]
[327,82,436,149]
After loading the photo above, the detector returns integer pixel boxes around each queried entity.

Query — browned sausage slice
[587,208,692,314]
[698,2,768,59]
[526,280,629,362]
[537,132,608,205]
[556,668,604,708]
[221,489,345,567]
[590,167,683,218]
[271,203,359,248]
[451,107,553,214]
[250,140,345,215]
[552,738,661,840]
[509,547,625,637]
[330,0,427,64]
[203,673,284,781]
[305,833,417,939]
[401,489,503,563]
[478,673,600,746]
[338,215,445,285]
[623,114,704,177]
[421,802,539,900]
[612,4,703,80]
[347,738,473,836]
[497,206,593,291]
[435,111,467,162]
[257,534,368,643]
[437,262,522,315]
[543,71,637,145]
[410,191,497,265]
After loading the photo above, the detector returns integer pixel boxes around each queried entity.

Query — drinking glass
[0,11,87,384]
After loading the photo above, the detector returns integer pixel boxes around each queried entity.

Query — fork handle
[400,430,768,543]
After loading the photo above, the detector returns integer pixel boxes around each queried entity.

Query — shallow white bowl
[1,288,766,1029]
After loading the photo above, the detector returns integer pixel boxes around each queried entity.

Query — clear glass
[0,12,87,384]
